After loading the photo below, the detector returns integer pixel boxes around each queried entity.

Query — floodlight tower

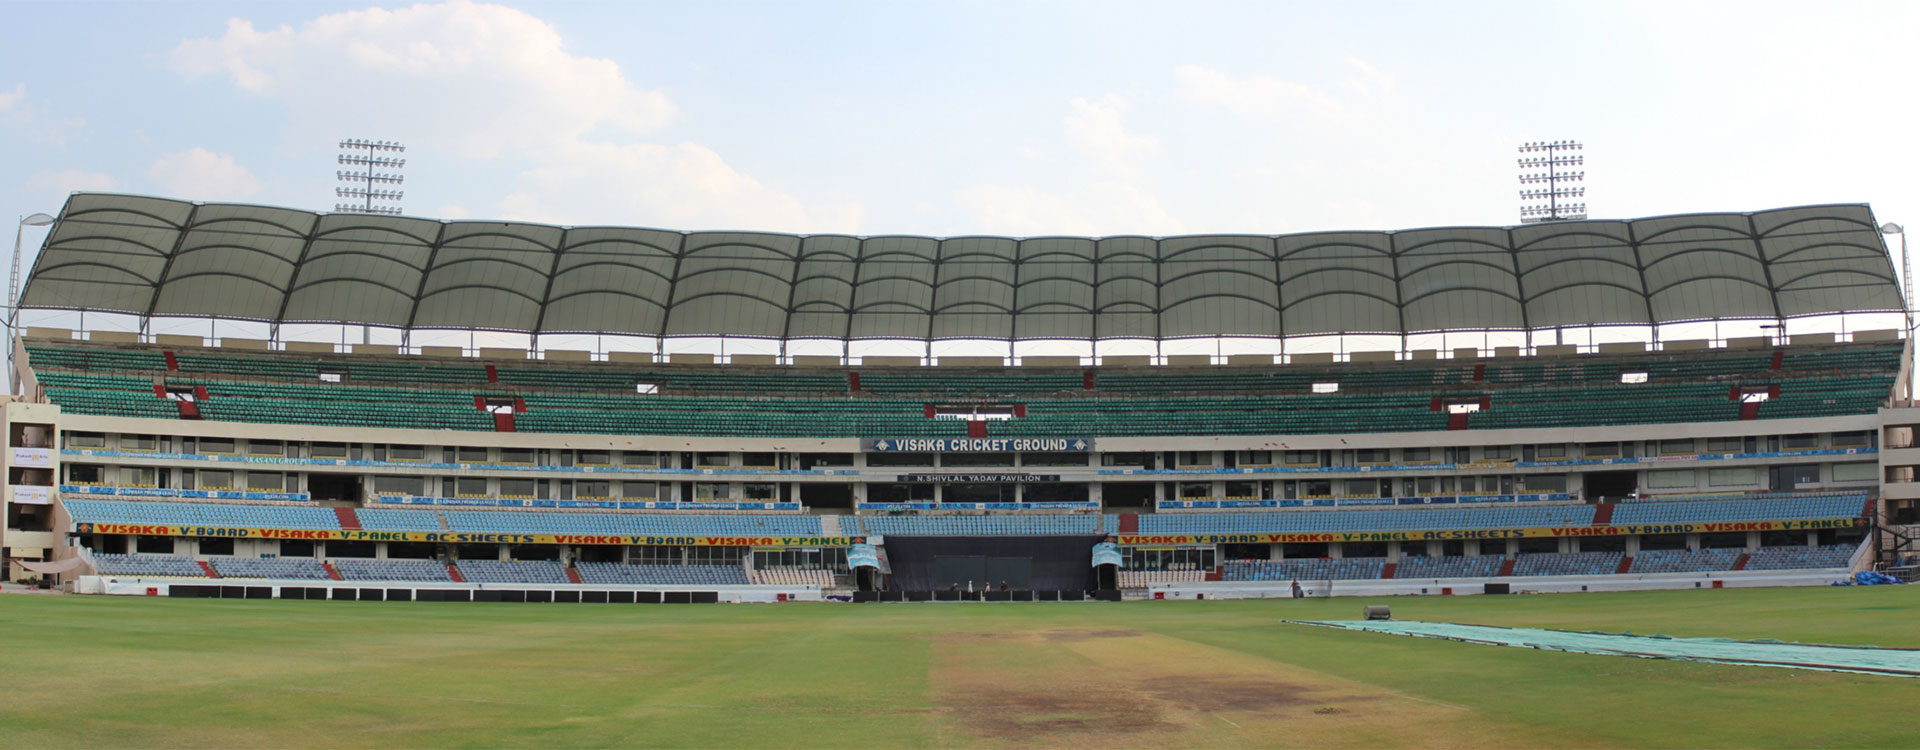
[335,139,406,216]
[1518,140,1585,223]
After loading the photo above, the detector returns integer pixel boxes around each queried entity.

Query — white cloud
[1175,63,1345,122]
[496,141,863,233]
[958,94,1183,237]
[171,0,675,160]
[28,169,116,197]
[0,83,84,145]
[170,1,853,230]
[1064,95,1159,178]
[148,148,263,200]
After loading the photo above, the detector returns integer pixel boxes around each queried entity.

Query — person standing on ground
[1292,578,1304,599]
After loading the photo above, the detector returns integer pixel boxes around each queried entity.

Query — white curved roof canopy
[21,193,1905,340]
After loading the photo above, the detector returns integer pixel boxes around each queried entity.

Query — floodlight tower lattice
[335,139,406,216]
[1518,140,1584,223]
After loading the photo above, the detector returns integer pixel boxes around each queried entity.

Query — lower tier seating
[1630,548,1742,574]
[91,553,204,577]
[331,558,452,582]
[747,567,836,587]
[1224,558,1388,581]
[575,562,750,585]
[1391,555,1505,579]
[455,559,570,584]
[1743,544,1854,570]
[209,557,329,579]
[1512,551,1624,576]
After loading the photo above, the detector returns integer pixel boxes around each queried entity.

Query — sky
[1,0,1916,355]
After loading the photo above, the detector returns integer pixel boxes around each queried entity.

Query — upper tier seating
[208,557,330,579]
[330,558,452,582]
[1608,494,1865,525]
[442,511,822,536]
[1629,547,1742,574]
[855,515,1114,536]
[26,341,1899,438]
[91,553,205,577]
[577,562,751,585]
[455,559,570,584]
[1138,505,1597,534]
[66,499,344,530]
[1743,544,1855,570]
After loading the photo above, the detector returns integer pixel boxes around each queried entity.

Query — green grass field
[5,587,1919,748]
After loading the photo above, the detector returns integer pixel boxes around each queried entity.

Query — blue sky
[2,0,1916,356]
[6,0,1916,238]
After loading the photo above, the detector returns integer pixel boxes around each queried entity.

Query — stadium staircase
[818,515,842,537]
[1733,553,1751,571]
[333,507,362,531]
[434,510,452,530]
[565,567,584,584]
[196,560,221,578]
[1615,556,1634,574]
[447,565,466,583]
[323,562,343,581]
[1497,559,1517,576]
[1380,562,1398,579]
[1592,503,1616,525]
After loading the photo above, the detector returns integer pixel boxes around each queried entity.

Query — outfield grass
[4,587,1919,748]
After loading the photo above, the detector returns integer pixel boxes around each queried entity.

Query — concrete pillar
[1747,531,1762,551]
[375,542,387,559]
[1686,533,1701,551]
[1269,543,1284,561]
[1330,542,1344,559]
[1625,536,1641,555]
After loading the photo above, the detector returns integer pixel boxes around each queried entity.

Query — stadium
[5,193,1920,745]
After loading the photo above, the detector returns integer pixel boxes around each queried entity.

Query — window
[199,437,235,454]
[1312,382,1339,393]
[453,477,487,497]
[247,440,285,457]
[868,483,933,502]
[1237,450,1273,465]
[1283,450,1319,466]
[1343,479,1380,497]
[1833,462,1876,482]
[1646,469,1694,489]
[1223,481,1258,499]
[63,431,105,448]
[119,466,158,487]
[246,472,284,491]
[1101,453,1149,467]
[1620,372,1648,384]
[622,482,657,500]
[1705,437,1743,454]
[499,479,536,498]
[743,483,778,500]
[621,451,658,468]
[374,476,425,496]
[311,442,348,459]
[1354,448,1390,464]
[197,538,234,556]
[741,452,777,468]
[1583,442,1620,458]
[499,448,534,465]
[577,480,611,499]
[1403,447,1431,463]
[578,450,611,466]
[694,483,731,500]
[1177,482,1212,499]
[1522,474,1566,492]
[1659,439,1695,455]
[120,434,158,451]
[456,446,488,463]
[695,452,733,467]
[1708,467,1757,487]
[1783,434,1819,451]
[387,444,424,461]
[1482,445,1513,461]
[1832,431,1871,449]
[198,470,234,489]
[1535,444,1566,459]
[1176,451,1214,467]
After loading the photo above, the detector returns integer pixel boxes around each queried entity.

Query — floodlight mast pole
[1518,141,1585,224]
[335,139,406,217]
